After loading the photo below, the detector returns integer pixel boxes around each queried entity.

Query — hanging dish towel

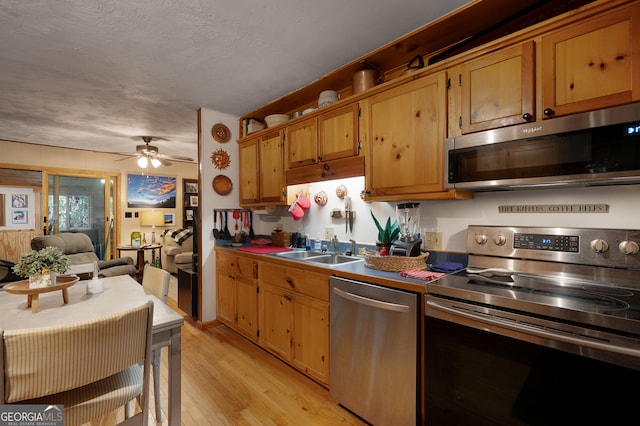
[399,269,445,281]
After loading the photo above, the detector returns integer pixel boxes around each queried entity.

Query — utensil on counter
[249,210,256,238]
[223,211,231,239]
[213,211,222,239]
[233,210,240,231]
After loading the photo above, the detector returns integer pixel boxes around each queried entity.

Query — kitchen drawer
[218,252,258,279]
[260,262,329,301]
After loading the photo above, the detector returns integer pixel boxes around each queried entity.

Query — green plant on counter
[13,246,70,278]
[370,210,400,245]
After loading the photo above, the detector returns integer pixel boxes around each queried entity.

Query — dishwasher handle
[332,286,410,313]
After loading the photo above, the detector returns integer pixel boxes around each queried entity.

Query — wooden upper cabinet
[540,3,640,118]
[259,130,285,203]
[365,72,448,197]
[318,103,360,162]
[286,103,360,170]
[238,130,285,206]
[286,117,318,168]
[238,137,259,205]
[460,41,535,134]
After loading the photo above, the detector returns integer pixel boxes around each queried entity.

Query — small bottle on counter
[314,233,321,251]
[305,234,311,251]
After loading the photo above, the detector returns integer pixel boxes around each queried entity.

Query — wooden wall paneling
[0,230,36,263]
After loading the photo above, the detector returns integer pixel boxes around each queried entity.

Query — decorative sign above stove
[498,204,609,214]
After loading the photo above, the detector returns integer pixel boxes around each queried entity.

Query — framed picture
[185,209,194,221]
[127,174,177,208]
[164,212,175,226]
[11,194,28,208]
[184,179,198,194]
[189,195,199,207]
[12,210,27,224]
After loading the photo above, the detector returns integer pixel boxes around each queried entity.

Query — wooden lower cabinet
[259,261,330,386]
[216,252,259,342]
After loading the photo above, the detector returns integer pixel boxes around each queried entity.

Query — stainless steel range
[424,225,640,425]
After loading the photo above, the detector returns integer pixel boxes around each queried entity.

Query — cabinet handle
[321,172,327,178]
[312,157,317,163]
[543,108,555,117]
[318,155,323,162]
[522,113,533,121]
[284,294,292,301]
[285,277,294,287]
[323,163,330,170]
[228,274,236,279]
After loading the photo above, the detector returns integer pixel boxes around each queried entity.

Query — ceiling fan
[119,136,194,168]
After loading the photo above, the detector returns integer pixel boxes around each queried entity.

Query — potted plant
[370,211,400,255]
[13,246,70,288]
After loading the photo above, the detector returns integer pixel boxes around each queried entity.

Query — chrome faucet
[348,239,357,256]
[331,235,340,254]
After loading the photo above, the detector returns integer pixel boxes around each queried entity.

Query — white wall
[423,184,640,252]
[198,108,240,322]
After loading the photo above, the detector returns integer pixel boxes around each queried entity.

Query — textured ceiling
[0,0,469,163]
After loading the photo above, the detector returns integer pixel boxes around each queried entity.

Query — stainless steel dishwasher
[330,276,418,425]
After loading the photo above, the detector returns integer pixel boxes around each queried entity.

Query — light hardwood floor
[90,298,366,425]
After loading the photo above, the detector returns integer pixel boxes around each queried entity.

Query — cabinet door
[260,284,293,360]
[318,103,360,162]
[235,275,259,342]
[461,41,535,133]
[259,130,285,203]
[216,272,235,326]
[541,5,639,118]
[366,72,447,196]
[292,294,329,385]
[286,117,318,168]
[238,138,259,205]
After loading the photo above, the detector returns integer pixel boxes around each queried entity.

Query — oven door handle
[333,287,410,313]
[426,300,640,359]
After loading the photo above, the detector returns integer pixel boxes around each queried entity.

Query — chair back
[0,302,153,403]
[142,263,170,303]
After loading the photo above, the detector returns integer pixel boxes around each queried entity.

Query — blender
[390,202,422,256]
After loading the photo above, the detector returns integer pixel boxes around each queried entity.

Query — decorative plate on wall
[211,148,231,170]
[211,123,231,143]
[212,175,233,195]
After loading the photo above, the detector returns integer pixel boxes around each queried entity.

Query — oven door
[424,295,640,425]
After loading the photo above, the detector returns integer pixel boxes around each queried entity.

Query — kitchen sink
[275,250,325,259]
[275,250,363,267]
[306,254,364,267]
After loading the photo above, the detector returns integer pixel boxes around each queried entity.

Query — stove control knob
[590,239,609,253]
[493,234,507,246]
[474,233,488,245]
[619,240,640,255]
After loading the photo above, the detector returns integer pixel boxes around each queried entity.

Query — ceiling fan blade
[160,154,196,162]
[114,153,140,162]
[155,157,172,166]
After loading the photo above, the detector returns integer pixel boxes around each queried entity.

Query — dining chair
[0,301,154,426]
[141,263,170,421]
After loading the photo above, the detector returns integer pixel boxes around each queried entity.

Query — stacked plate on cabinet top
[318,90,339,107]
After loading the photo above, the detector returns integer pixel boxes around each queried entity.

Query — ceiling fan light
[137,156,148,168]
[151,158,161,168]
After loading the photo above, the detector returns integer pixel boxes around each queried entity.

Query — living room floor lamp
[140,210,165,243]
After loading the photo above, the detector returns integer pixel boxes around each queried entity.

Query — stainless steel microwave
[444,102,640,191]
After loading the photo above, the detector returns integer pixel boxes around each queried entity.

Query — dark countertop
[215,243,467,294]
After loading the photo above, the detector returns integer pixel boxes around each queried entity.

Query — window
[49,194,90,230]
